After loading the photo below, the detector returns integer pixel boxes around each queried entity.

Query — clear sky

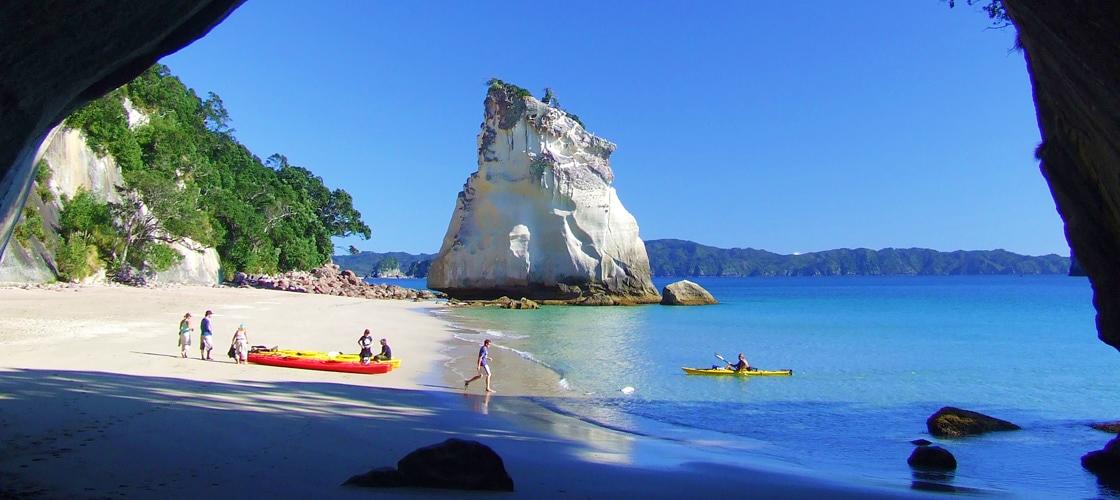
[161,1,1065,256]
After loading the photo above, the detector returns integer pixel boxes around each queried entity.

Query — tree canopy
[62,64,371,279]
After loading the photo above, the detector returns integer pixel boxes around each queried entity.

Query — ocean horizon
[372,275,1120,497]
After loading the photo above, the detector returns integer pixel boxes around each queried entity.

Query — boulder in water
[926,407,1020,438]
[660,280,717,306]
[1083,436,1120,488]
[907,444,957,471]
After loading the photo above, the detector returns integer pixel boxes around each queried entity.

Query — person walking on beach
[231,325,248,364]
[374,338,392,362]
[727,352,753,373]
[464,339,494,393]
[178,313,193,358]
[358,329,374,365]
[200,310,214,360]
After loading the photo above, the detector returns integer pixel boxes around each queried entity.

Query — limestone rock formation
[427,82,660,305]
[660,280,718,305]
[153,239,221,285]
[926,407,1020,438]
[0,1,243,257]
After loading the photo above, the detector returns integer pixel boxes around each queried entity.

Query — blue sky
[161,1,1063,256]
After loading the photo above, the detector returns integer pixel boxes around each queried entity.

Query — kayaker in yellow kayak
[727,353,754,373]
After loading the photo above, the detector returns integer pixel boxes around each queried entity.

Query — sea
[372,275,1120,497]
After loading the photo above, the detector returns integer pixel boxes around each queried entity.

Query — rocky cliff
[1004,1,1120,350]
[0,120,221,285]
[427,82,660,304]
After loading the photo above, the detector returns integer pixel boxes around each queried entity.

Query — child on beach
[178,313,193,358]
[464,339,494,393]
[200,310,214,360]
[231,325,248,364]
[358,329,374,365]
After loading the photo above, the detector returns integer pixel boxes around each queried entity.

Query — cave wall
[0,1,244,258]
[1004,1,1120,350]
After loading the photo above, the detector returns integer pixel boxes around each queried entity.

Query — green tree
[56,189,117,280]
[348,245,360,256]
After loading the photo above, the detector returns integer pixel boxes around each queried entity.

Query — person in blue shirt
[464,339,494,393]
[727,352,752,372]
[199,310,214,360]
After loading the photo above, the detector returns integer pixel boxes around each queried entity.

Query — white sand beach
[0,286,924,498]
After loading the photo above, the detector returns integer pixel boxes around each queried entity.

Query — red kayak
[247,352,392,374]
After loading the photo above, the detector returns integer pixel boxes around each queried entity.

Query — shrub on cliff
[59,64,372,279]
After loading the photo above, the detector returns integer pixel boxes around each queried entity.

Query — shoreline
[0,285,925,498]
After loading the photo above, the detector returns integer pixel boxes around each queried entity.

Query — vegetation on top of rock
[486,78,531,99]
[53,64,371,280]
[644,239,1070,277]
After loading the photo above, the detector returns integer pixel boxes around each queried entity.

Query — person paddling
[464,339,494,393]
[727,352,753,373]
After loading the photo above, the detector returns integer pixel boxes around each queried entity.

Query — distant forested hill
[644,239,1070,277]
[333,252,435,277]
[334,240,1071,279]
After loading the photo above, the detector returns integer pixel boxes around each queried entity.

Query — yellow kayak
[254,348,401,369]
[682,367,792,376]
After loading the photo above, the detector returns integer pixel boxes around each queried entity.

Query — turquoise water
[442,276,1120,497]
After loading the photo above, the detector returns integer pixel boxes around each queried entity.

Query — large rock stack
[232,264,440,300]
[427,81,660,305]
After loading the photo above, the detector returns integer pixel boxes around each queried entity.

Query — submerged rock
[344,438,514,491]
[660,280,718,305]
[926,407,1020,438]
[427,81,660,305]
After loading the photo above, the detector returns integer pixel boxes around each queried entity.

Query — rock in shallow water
[660,280,717,305]
[1083,436,1120,487]
[907,445,957,471]
[926,406,1020,438]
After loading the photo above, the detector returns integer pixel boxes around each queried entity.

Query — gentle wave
[449,330,571,391]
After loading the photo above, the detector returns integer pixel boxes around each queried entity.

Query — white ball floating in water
[620,386,636,395]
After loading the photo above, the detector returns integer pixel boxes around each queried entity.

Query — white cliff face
[0,121,221,285]
[41,126,125,203]
[427,84,659,304]
[153,238,221,285]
